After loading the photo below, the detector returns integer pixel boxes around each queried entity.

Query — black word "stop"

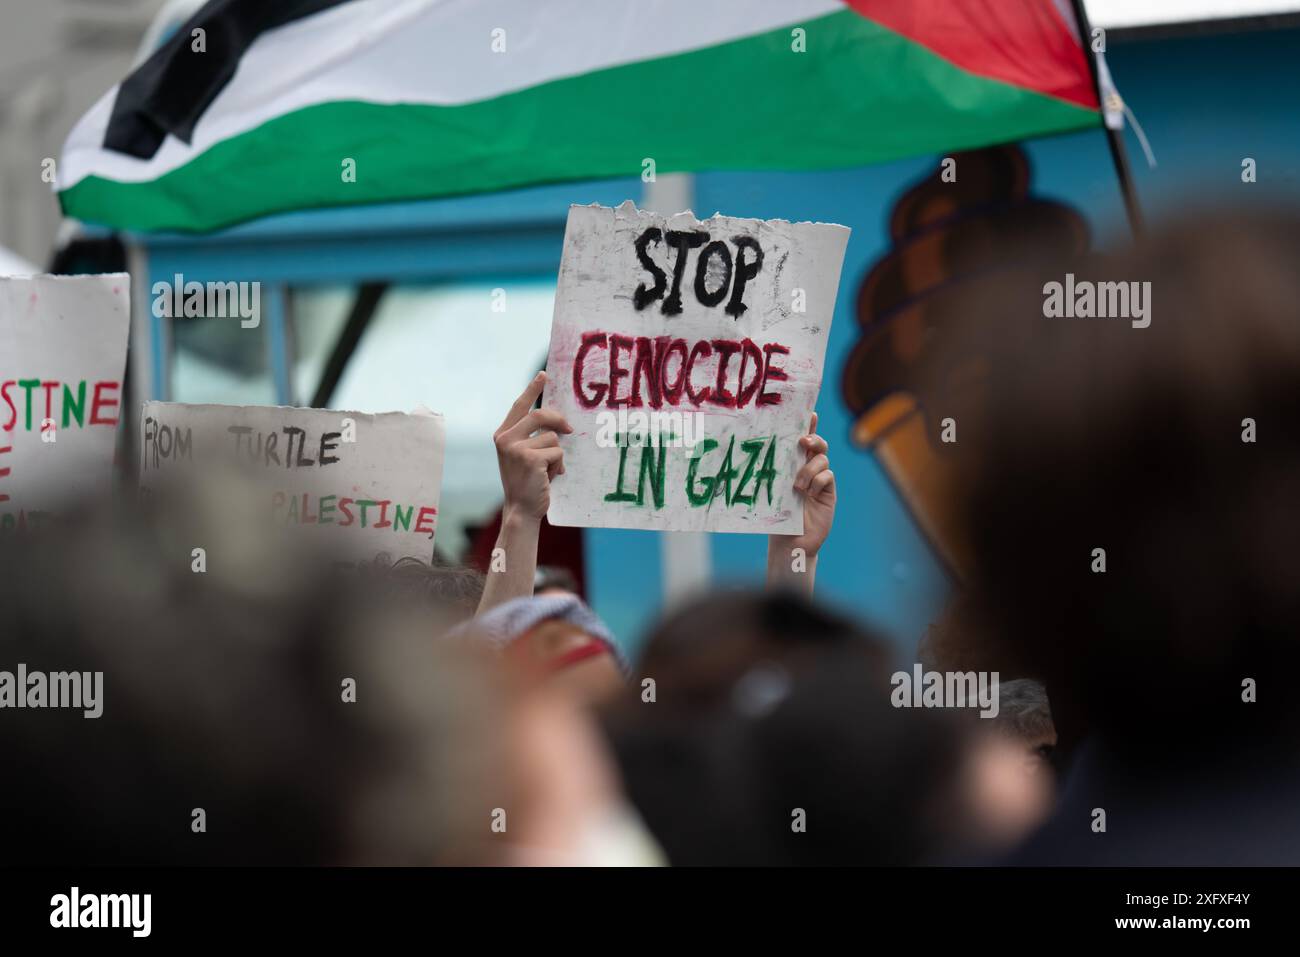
[632,228,764,319]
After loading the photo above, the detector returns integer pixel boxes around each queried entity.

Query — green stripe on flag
[61,9,1097,233]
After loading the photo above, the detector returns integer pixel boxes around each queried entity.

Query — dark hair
[364,554,486,625]
[637,587,890,693]
[933,208,1300,761]
[0,500,505,864]
[603,590,965,865]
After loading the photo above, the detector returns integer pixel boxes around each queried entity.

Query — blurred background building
[0,0,170,263]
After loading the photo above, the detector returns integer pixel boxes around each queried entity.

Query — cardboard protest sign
[139,401,446,562]
[543,202,849,534]
[0,274,130,528]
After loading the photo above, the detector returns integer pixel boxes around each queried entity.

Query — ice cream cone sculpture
[842,146,1089,580]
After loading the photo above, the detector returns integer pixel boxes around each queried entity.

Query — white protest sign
[0,273,130,528]
[543,202,849,534]
[139,401,446,562]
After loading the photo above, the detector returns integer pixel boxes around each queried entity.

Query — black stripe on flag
[105,0,356,160]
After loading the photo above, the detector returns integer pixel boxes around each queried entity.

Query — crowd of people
[3,209,1298,865]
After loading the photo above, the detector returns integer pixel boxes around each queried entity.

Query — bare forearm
[766,539,818,594]
[477,507,541,615]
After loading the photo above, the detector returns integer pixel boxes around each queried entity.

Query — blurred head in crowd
[534,564,579,597]
[950,678,1056,850]
[920,599,1056,762]
[932,208,1300,768]
[989,678,1056,768]
[0,498,649,865]
[365,554,485,629]
[453,593,625,704]
[603,589,1040,864]
[919,596,1058,846]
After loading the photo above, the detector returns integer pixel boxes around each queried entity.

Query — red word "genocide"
[573,333,789,410]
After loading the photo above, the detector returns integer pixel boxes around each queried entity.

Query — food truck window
[171,296,275,406]
[289,280,556,558]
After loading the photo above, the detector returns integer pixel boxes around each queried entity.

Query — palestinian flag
[59,0,1106,234]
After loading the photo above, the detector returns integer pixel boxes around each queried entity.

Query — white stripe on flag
[60,0,843,190]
